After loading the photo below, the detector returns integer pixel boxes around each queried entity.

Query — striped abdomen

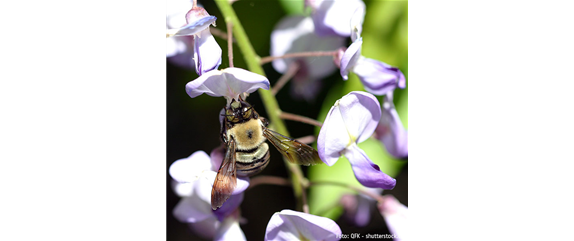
[235,143,270,177]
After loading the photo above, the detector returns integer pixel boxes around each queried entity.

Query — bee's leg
[259,117,269,127]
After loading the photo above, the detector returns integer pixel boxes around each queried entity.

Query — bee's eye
[226,109,235,121]
[242,107,252,119]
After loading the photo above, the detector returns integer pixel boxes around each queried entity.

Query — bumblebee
[211,98,322,210]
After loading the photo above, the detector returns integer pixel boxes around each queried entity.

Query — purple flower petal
[354,194,374,227]
[173,16,216,37]
[312,0,366,38]
[290,59,326,102]
[185,67,270,101]
[210,145,225,172]
[173,169,247,226]
[354,57,406,95]
[376,94,408,158]
[188,216,219,240]
[172,179,213,223]
[265,210,341,241]
[270,16,309,74]
[340,194,372,227]
[166,0,195,69]
[378,195,408,241]
[344,145,396,189]
[166,37,195,69]
[193,29,222,75]
[340,38,362,80]
[270,15,344,99]
[213,193,244,222]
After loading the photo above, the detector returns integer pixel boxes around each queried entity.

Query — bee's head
[225,99,256,123]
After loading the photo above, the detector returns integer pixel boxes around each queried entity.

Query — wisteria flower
[166,5,222,75]
[214,210,247,241]
[378,195,408,241]
[169,150,249,239]
[340,188,381,227]
[375,93,408,159]
[306,0,366,38]
[185,67,270,104]
[270,15,344,101]
[166,0,195,69]
[265,210,342,241]
[338,38,406,96]
[169,151,249,219]
[317,91,396,189]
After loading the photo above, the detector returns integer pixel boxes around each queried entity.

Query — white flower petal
[214,217,246,241]
[166,35,184,57]
[186,67,270,101]
[166,0,192,29]
[265,210,341,241]
[378,195,408,241]
[169,151,212,183]
[337,91,381,143]
[350,6,365,42]
[317,103,351,166]
[340,38,362,80]
[172,185,212,223]
[172,180,193,197]
[313,0,365,37]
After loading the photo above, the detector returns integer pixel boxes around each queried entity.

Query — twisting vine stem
[215,0,307,212]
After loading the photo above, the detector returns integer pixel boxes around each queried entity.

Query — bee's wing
[211,138,237,210]
[263,127,323,166]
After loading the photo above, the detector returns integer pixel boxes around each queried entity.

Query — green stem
[215,0,306,212]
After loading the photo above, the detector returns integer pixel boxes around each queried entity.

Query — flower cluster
[167,0,407,240]
[166,0,221,75]
[169,150,248,239]
[270,15,344,101]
